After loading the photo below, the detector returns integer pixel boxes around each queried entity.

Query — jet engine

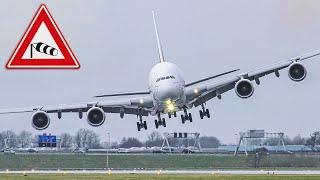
[31,111,50,130]
[87,107,106,127]
[235,79,254,98]
[288,62,307,82]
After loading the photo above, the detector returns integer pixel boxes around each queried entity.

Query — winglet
[152,11,165,63]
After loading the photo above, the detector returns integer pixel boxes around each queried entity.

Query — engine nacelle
[288,62,307,82]
[31,111,50,130]
[87,107,106,127]
[235,79,254,98]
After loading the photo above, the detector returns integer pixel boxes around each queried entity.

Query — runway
[1,170,320,175]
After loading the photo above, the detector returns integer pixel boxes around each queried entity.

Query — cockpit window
[156,76,176,82]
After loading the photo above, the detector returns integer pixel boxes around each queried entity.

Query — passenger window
[161,77,165,80]
[156,78,160,82]
[166,76,170,79]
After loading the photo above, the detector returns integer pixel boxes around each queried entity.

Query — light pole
[107,132,110,169]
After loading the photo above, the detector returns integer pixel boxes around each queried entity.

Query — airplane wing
[185,69,240,87]
[0,96,154,117]
[93,91,150,98]
[185,50,320,107]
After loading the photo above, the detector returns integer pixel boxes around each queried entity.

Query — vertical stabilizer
[152,11,165,63]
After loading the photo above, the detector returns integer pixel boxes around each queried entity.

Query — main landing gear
[181,108,192,124]
[155,113,166,129]
[137,115,147,131]
[199,104,210,119]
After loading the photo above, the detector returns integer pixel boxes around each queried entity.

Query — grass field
[0,153,320,170]
[0,174,320,180]
[0,154,247,170]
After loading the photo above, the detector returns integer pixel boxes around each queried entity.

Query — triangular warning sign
[6,4,80,69]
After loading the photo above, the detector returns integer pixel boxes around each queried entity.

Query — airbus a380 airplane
[1,12,320,131]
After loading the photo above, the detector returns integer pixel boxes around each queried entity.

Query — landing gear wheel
[189,113,193,122]
[155,120,159,129]
[199,110,204,119]
[162,118,166,127]
[143,121,147,130]
[168,113,172,119]
[173,111,177,117]
[181,115,185,124]
[137,122,141,131]
[206,109,210,118]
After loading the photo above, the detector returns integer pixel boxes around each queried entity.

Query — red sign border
[6,4,80,69]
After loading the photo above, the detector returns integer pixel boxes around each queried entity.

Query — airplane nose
[155,84,182,101]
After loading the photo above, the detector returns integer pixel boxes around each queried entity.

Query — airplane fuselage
[149,62,186,114]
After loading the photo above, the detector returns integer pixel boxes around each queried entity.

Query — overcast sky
[0,0,320,144]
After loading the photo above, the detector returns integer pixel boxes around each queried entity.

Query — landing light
[167,103,175,112]
[166,99,175,112]
[194,88,199,94]
[166,99,171,105]
[140,99,144,104]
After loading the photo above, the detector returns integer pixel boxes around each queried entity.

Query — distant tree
[283,136,293,145]
[168,138,180,147]
[264,137,280,146]
[18,131,33,148]
[110,142,119,149]
[86,131,101,149]
[0,132,5,149]
[2,130,18,148]
[291,135,306,145]
[74,129,85,148]
[101,141,118,149]
[119,137,143,148]
[148,131,162,141]
[60,133,73,148]
[283,135,307,145]
[145,131,163,147]
[200,136,220,148]
[306,134,320,150]
[74,129,101,149]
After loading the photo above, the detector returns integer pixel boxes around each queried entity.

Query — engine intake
[288,62,307,82]
[31,111,50,130]
[87,107,105,127]
[235,79,254,98]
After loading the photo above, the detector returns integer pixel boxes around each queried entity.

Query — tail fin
[152,11,165,63]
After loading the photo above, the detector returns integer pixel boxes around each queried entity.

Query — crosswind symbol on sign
[30,42,58,58]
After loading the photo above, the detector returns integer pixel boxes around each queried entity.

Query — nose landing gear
[199,104,210,119]
[168,111,177,119]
